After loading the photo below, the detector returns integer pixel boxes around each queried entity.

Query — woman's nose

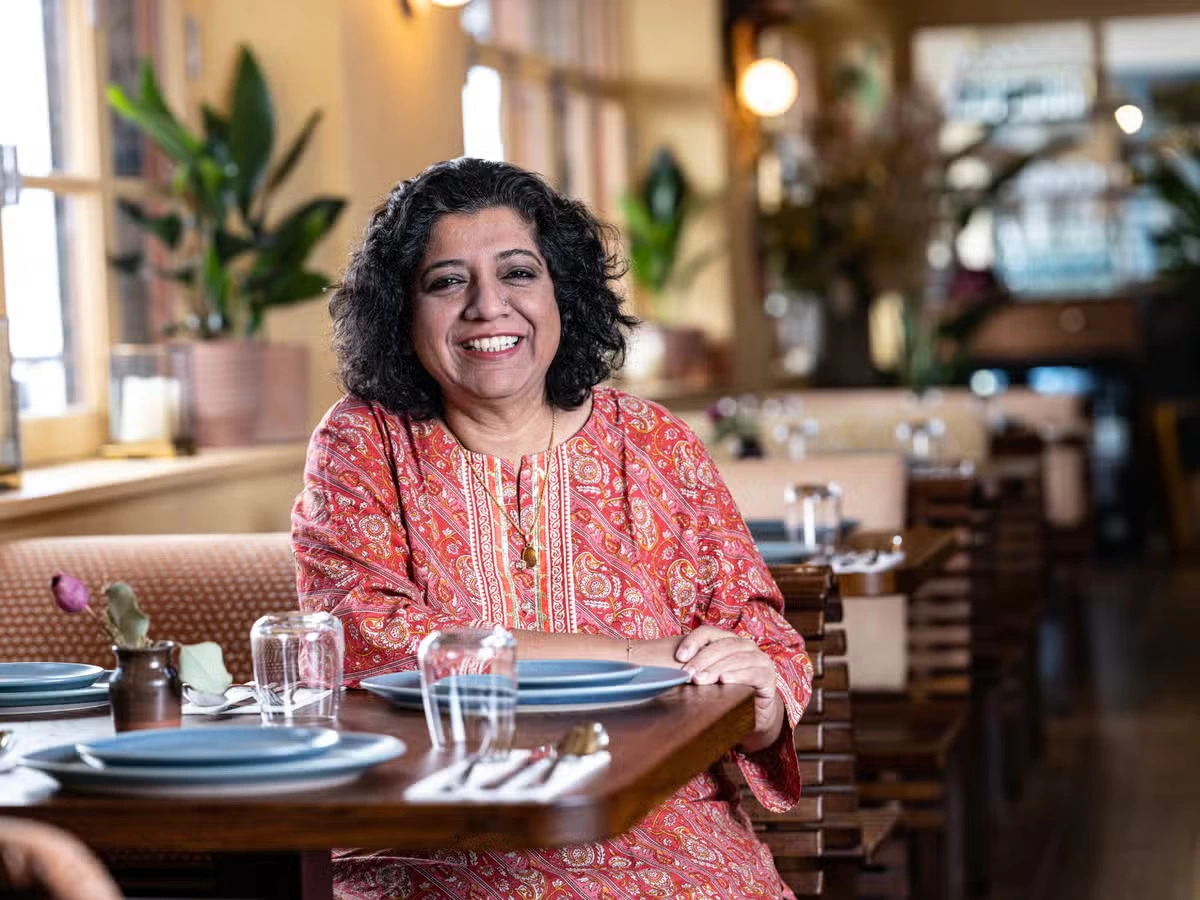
[464,278,509,319]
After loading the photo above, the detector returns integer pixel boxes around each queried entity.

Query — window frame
[0,0,183,466]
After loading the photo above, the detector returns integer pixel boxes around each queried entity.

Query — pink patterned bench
[0,534,297,682]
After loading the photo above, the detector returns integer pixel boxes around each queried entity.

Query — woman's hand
[675,625,786,752]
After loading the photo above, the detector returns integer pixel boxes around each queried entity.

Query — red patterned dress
[293,386,813,900]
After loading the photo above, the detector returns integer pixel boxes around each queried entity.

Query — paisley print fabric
[293,387,813,900]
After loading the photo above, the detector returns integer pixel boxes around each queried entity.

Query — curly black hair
[329,158,636,420]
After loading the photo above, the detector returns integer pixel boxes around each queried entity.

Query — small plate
[77,725,342,768]
[0,700,109,717]
[746,519,860,544]
[0,683,111,708]
[516,660,642,688]
[755,541,820,565]
[0,663,106,693]
[22,732,405,798]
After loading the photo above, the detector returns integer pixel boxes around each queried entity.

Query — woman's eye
[428,275,464,291]
[504,268,536,281]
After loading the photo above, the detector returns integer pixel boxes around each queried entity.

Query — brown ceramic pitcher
[109,641,183,732]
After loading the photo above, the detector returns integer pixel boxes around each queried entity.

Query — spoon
[533,721,609,787]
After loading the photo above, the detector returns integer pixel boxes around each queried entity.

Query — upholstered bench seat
[0,534,297,682]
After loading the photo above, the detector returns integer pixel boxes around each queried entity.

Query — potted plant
[107,47,346,446]
[621,149,720,384]
[50,573,232,732]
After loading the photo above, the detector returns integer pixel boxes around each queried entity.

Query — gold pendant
[521,545,538,568]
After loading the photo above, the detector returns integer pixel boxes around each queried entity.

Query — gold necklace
[460,410,557,569]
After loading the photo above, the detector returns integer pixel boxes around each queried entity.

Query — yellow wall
[184,0,466,425]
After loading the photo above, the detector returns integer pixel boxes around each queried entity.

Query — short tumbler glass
[250,611,344,727]
[784,482,844,557]
[418,626,517,758]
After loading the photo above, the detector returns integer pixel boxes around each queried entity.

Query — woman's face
[411,206,561,415]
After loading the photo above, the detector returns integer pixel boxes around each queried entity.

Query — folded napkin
[405,749,611,804]
[831,550,906,574]
[182,686,331,716]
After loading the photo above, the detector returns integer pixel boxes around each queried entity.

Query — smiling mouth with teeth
[462,336,522,353]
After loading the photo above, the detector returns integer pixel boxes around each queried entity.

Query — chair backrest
[717,452,908,532]
[0,534,296,681]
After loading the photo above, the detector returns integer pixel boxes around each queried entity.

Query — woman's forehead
[424,207,539,257]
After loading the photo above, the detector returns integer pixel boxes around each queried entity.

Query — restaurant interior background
[1,0,1199,898]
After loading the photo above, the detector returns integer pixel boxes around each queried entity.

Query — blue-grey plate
[21,732,405,797]
[755,541,820,565]
[0,680,111,708]
[516,660,642,688]
[77,725,341,768]
[0,663,105,693]
[362,665,690,713]
[746,519,859,544]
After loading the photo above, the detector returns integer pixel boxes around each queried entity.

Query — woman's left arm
[671,433,814,810]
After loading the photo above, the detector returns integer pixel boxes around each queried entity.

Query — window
[459,0,630,221]
[0,0,175,463]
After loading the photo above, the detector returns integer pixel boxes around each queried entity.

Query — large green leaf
[262,111,322,201]
[228,47,274,221]
[109,251,144,276]
[106,61,202,164]
[259,269,330,307]
[247,197,345,282]
[214,229,255,264]
[245,269,331,336]
[200,241,231,321]
[116,198,183,249]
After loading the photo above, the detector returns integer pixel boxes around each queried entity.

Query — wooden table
[839,526,958,597]
[0,686,754,899]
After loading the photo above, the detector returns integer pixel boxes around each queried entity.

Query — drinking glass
[896,417,946,461]
[250,611,344,726]
[784,482,844,557]
[418,626,517,758]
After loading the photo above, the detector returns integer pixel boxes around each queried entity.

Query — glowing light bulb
[1114,104,1144,135]
[739,58,799,118]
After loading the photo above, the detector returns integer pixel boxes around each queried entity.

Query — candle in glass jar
[116,375,178,444]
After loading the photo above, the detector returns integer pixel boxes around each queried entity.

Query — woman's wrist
[737,694,787,754]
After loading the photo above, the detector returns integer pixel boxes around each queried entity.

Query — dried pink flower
[50,572,92,614]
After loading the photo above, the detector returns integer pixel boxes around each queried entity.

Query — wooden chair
[743,564,898,899]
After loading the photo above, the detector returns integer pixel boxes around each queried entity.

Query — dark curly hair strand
[329,158,636,420]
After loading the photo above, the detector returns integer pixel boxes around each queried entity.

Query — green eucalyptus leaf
[228,47,274,221]
[179,642,233,697]
[104,582,150,648]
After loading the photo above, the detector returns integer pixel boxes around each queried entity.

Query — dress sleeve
[291,402,492,685]
[673,427,814,812]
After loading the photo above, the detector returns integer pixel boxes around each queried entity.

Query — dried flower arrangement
[50,573,232,698]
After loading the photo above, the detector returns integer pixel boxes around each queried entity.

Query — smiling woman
[294,158,813,900]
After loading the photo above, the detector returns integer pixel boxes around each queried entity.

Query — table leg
[213,850,332,900]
